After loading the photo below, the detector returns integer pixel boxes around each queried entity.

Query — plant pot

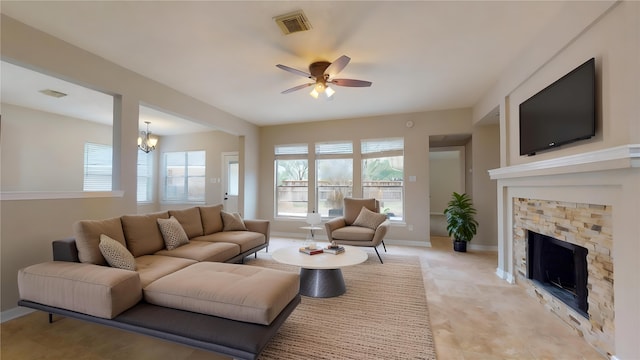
[453,240,467,252]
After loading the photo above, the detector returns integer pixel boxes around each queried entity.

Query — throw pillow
[221,211,247,231]
[98,234,136,271]
[352,206,387,230]
[157,216,190,250]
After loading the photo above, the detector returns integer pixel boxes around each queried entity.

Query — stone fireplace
[489,145,639,359]
[513,198,613,354]
[527,230,589,318]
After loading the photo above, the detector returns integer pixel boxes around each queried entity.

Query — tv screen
[519,58,596,156]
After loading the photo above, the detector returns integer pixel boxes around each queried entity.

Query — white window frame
[274,144,309,218]
[162,150,206,203]
[83,142,112,191]
[361,137,404,221]
[137,150,153,202]
[315,141,353,217]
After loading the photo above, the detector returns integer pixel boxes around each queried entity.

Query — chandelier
[137,121,158,153]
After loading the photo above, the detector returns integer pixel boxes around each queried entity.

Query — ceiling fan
[276,55,372,99]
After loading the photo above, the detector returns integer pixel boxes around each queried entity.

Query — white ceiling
[1,1,571,128]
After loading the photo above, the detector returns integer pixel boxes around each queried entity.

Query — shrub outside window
[316,141,353,217]
[362,138,404,221]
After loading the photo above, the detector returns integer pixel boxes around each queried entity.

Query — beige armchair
[324,198,390,263]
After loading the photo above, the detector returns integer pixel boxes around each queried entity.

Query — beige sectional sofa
[17,204,301,360]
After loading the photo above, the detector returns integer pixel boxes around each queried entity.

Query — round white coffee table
[272,245,368,298]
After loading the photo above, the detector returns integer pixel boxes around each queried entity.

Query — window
[163,151,205,202]
[275,144,308,217]
[83,142,112,191]
[362,138,404,221]
[227,159,239,197]
[316,141,353,217]
[137,151,153,202]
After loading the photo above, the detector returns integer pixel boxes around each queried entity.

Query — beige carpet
[246,252,436,360]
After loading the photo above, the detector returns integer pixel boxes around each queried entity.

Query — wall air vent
[274,10,312,35]
[39,89,67,98]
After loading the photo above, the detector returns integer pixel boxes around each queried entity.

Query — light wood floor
[1,236,605,359]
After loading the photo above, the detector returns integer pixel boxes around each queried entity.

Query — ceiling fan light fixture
[325,86,335,98]
[309,88,320,99]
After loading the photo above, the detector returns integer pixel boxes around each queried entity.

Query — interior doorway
[222,152,239,212]
[428,131,471,236]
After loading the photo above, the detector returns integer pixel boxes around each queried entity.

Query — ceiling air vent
[274,10,311,35]
[39,89,68,98]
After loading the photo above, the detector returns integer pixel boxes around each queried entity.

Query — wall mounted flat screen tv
[519,57,596,156]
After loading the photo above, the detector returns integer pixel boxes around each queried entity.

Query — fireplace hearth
[527,230,589,318]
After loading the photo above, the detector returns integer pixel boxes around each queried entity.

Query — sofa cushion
[193,231,265,253]
[199,204,224,235]
[169,207,203,238]
[344,198,378,225]
[99,234,136,271]
[157,216,190,250]
[121,212,169,257]
[73,217,125,265]
[134,255,197,288]
[18,261,141,319]
[143,262,300,325]
[331,226,376,241]
[221,211,247,231]
[352,206,387,230]
[155,241,240,262]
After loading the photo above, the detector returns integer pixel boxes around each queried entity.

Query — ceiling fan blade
[281,83,314,94]
[325,55,351,78]
[276,64,312,79]
[329,78,372,87]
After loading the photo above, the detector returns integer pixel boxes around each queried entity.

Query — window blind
[315,141,353,155]
[83,142,112,191]
[275,144,308,156]
[361,138,404,154]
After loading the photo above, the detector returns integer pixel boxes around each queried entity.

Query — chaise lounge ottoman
[144,262,300,325]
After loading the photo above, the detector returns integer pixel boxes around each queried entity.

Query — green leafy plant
[444,192,478,242]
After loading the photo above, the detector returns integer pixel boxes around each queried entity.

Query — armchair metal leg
[373,247,384,264]
[382,240,387,252]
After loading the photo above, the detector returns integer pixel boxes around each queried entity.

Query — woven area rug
[246,252,436,360]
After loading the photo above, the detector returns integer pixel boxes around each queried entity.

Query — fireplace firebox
[527,230,589,318]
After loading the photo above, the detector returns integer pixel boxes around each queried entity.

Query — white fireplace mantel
[489,144,640,180]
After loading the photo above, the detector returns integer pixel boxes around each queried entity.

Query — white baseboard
[1,306,34,323]
[384,239,431,247]
[495,268,515,284]
[270,232,431,248]
[468,243,498,252]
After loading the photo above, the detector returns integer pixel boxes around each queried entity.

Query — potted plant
[444,192,478,252]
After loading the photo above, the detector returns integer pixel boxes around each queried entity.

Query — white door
[222,152,239,213]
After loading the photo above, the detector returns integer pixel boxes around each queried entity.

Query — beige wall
[471,124,499,248]
[1,104,113,191]
[258,109,479,245]
[0,15,260,314]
